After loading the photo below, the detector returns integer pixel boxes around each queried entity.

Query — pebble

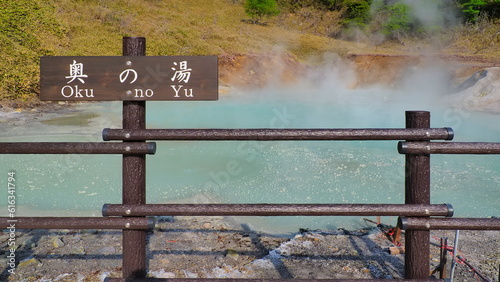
[99,246,116,254]
[251,258,275,269]
[22,239,37,249]
[52,237,65,248]
[54,273,72,280]
[182,270,199,278]
[301,240,314,249]
[0,234,10,242]
[70,246,86,255]
[195,245,214,252]
[329,246,340,252]
[160,258,170,265]
[18,258,42,268]
[225,249,239,260]
[149,270,176,278]
[210,265,244,278]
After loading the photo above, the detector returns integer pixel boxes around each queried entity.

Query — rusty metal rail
[0,217,154,230]
[399,141,500,154]
[6,36,500,281]
[102,128,454,141]
[105,279,446,282]
[2,111,498,280]
[398,217,500,230]
[0,142,156,154]
[102,203,454,217]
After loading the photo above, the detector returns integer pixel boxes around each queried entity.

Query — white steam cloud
[370,0,461,33]
[403,0,461,30]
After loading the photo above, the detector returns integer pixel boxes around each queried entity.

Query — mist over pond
[1,61,499,234]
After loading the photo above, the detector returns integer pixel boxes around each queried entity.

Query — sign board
[40,56,218,101]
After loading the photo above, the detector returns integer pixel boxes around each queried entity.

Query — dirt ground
[218,52,500,90]
[0,215,498,281]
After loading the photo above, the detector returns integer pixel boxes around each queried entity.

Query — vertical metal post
[439,237,448,279]
[122,36,147,278]
[404,111,431,279]
[450,230,459,281]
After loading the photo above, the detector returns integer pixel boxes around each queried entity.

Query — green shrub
[382,2,412,38]
[343,0,371,25]
[460,0,487,22]
[459,0,500,22]
[244,0,281,23]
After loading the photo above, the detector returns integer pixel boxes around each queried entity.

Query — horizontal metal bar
[398,217,500,230]
[0,142,156,154]
[0,217,154,230]
[102,128,454,141]
[102,203,453,217]
[104,278,445,282]
[398,141,500,154]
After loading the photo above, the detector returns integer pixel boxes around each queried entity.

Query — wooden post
[122,36,147,278]
[404,111,431,279]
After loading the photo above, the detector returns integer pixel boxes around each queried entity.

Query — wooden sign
[40,56,218,101]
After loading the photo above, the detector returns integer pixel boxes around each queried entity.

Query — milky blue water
[1,86,499,234]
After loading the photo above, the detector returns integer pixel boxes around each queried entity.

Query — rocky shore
[0,215,498,281]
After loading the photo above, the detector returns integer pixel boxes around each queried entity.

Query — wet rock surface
[0,216,498,281]
[447,67,500,114]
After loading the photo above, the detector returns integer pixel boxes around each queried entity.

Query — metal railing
[1,37,498,281]
[2,115,499,280]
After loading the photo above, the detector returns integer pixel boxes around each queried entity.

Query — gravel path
[1,216,498,281]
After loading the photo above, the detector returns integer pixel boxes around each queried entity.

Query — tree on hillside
[459,0,500,22]
[244,0,280,24]
[342,0,371,25]
[461,0,488,22]
[382,2,412,38]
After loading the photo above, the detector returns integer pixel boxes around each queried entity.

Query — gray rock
[182,270,199,278]
[52,237,65,248]
[18,257,42,268]
[225,249,239,260]
[149,270,176,278]
[22,239,37,249]
[70,246,86,255]
[447,67,500,113]
[99,246,116,254]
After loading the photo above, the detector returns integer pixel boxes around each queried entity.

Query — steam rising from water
[230,54,459,130]
[370,0,461,37]
[0,57,498,234]
[402,0,460,29]
[143,58,500,232]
